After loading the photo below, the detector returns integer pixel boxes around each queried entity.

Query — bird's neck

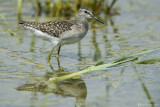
[76,15,89,32]
[77,15,88,24]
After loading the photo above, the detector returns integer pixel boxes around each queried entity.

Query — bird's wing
[19,20,75,37]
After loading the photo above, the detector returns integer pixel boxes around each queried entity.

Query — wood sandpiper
[19,6,104,67]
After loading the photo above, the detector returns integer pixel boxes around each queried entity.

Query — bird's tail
[18,20,40,31]
[19,20,28,27]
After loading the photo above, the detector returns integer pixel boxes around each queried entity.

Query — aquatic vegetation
[49,48,159,82]
[17,0,118,18]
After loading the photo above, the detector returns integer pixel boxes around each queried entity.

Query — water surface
[0,0,160,107]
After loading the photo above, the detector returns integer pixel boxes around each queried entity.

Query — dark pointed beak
[91,15,104,24]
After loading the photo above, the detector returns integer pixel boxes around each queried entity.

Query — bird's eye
[84,11,88,13]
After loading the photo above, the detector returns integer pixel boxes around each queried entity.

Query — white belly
[61,34,85,45]
[60,29,88,45]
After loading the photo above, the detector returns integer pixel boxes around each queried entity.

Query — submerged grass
[0,46,47,71]
[49,48,159,82]
[0,14,8,25]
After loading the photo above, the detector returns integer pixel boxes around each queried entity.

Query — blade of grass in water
[137,57,160,64]
[49,48,159,82]
[7,29,15,36]
[0,14,8,25]
[95,49,157,66]
[49,57,137,82]
[114,49,158,63]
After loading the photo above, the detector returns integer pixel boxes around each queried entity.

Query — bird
[19,6,104,67]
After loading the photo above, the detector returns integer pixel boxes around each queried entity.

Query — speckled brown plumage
[19,20,75,37]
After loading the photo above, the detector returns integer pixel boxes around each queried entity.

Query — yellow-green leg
[47,46,55,63]
[56,46,61,68]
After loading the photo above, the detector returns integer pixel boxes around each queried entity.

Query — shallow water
[0,0,160,107]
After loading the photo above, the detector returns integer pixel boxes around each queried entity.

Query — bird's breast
[59,22,89,45]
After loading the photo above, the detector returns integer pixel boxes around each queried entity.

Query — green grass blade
[114,49,157,63]
[7,29,15,36]
[17,0,23,19]
[0,14,8,25]
[49,48,159,82]
[49,58,136,82]
[137,57,160,64]
[95,48,157,65]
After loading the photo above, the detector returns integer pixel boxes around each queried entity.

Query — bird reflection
[16,70,87,107]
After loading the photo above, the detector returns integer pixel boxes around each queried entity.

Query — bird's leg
[47,46,55,63]
[56,46,61,68]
